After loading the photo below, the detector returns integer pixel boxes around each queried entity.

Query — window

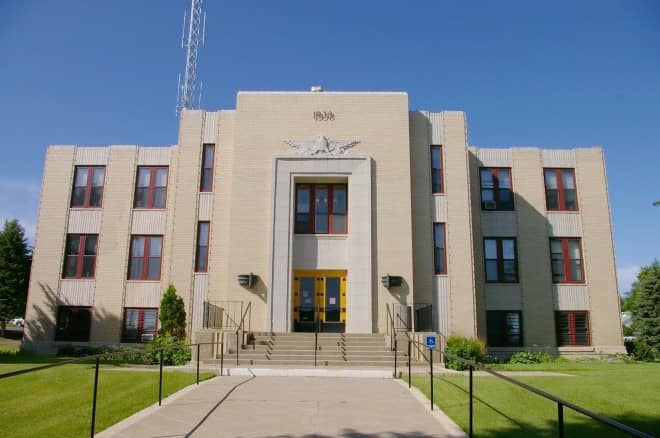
[122,308,158,342]
[433,223,447,274]
[550,238,584,283]
[480,168,514,210]
[487,311,522,347]
[295,184,347,234]
[128,236,163,280]
[62,234,97,279]
[200,144,215,192]
[544,168,578,211]
[55,306,92,341]
[484,238,518,282]
[134,167,168,209]
[71,166,105,208]
[556,311,590,346]
[431,146,443,194]
[195,222,210,272]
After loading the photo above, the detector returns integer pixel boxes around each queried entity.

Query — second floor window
[295,184,347,234]
[200,144,215,192]
[484,237,518,283]
[550,238,584,283]
[195,222,210,272]
[431,146,443,194]
[433,223,447,274]
[71,166,105,208]
[128,235,162,280]
[480,168,513,210]
[63,234,97,279]
[544,168,578,211]
[134,167,168,209]
[487,311,522,347]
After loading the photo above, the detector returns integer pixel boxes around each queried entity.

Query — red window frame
[200,144,215,192]
[433,223,447,274]
[431,145,444,194]
[128,235,163,280]
[62,234,98,279]
[486,311,523,347]
[544,168,579,211]
[55,306,92,342]
[294,184,348,234]
[71,166,105,208]
[550,238,585,284]
[484,237,519,283]
[556,311,590,346]
[480,167,514,211]
[195,222,210,272]
[134,166,168,209]
[122,307,158,342]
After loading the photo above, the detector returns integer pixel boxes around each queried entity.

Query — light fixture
[238,273,257,288]
[381,274,403,288]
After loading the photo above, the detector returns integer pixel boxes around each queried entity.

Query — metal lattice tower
[176,0,206,116]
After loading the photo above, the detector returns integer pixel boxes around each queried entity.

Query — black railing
[235,302,252,365]
[0,341,224,437]
[404,339,652,438]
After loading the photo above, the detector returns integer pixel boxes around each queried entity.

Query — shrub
[633,340,656,362]
[159,285,187,340]
[145,333,191,366]
[56,345,114,357]
[509,351,553,364]
[445,336,485,370]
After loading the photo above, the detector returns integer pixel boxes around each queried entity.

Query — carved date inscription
[314,111,335,122]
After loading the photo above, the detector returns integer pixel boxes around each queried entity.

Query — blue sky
[1,1,658,293]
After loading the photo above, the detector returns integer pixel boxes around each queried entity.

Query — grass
[0,349,215,437]
[408,361,660,437]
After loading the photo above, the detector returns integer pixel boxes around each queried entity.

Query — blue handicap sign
[426,335,437,349]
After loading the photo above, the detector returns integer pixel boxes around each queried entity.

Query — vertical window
[431,146,443,194]
[122,308,158,342]
[134,167,168,208]
[128,236,163,280]
[55,306,92,341]
[484,238,518,283]
[544,169,578,211]
[71,166,105,208]
[480,168,514,210]
[550,238,584,283]
[433,223,447,274]
[487,311,522,347]
[62,235,97,279]
[200,144,215,192]
[195,222,210,272]
[294,184,347,234]
[556,311,590,346]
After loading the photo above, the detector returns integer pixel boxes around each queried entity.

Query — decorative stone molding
[284,135,360,155]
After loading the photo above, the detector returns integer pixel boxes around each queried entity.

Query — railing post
[558,402,565,438]
[408,339,412,388]
[236,331,239,366]
[220,341,224,377]
[430,347,434,411]
[90,357,100,438]
[196,344,200,385]
[158,349,163,406]
[393,339,398,378]
[469,365,474,437]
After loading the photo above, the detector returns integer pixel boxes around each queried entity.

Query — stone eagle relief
[284,135,360,155]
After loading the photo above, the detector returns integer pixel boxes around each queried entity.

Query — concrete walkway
[99,375,466,437]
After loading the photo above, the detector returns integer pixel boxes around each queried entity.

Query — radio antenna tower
[176,0,206,116]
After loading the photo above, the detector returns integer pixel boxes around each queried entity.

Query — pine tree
[159,284,187,340]
[0,220,30,337]
[633,261,660,357]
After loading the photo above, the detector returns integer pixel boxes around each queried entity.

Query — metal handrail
[314,304,320,367]
[386,304,396,351]
[235,301,252,365]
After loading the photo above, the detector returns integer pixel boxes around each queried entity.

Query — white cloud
[617,265,640,295]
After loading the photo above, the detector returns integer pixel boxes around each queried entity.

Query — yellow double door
[293,270,347,332]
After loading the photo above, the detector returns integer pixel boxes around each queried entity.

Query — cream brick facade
[23,90,624,356]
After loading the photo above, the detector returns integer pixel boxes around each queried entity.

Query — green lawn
[0,352,215,437]
[408,362,659,437]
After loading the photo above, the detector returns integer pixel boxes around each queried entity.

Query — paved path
[99,375,465,437]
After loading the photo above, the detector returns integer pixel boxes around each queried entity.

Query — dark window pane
[71,187,86,207]
[147,258,161,280]
[198,223,209,245]
[315,214,328,233]
[431,147,441,169]
[332,215,346,233]
[435,248,445,273]
[432,170,442,193]
[196,247,208,272]
[434,224,445,248]
[546,190,559,210]
[143,310,158,331]
[570,260,583,281]
[203,146,214,167]
[153,188,166,208]
[502,260,517,281]
[63,256,78,278]
[89,187,103,207]
[295,213,311,233]
[129,258,143,279]
[296,187,310,213]
[333,187,346,214]
[66,236,81,255]
[552,260,566,282]
[134,187,149,208]
[481,189,494,202]
[499,189,514,209]
[315,187,328,213]
[84,236,97,255]
[82,256,95,277]
[564,190,577,210]
[486,260,499,281]
[480,169,494,188]
[201,169,213,191]
[484,240,497,259]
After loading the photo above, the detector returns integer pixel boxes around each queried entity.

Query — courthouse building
[24,89,625,355]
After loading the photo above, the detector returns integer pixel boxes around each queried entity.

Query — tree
[632,261,660,357]
[159,284,186,340]
[0,220,30,337]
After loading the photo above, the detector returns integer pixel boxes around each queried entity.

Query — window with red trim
[134,167,168,209]
[550,238,584,283]
[431,146,443,194]
[487,311,522,347]
[480,168,514,210]
[195,222,210,272]
[200,144,215,192]
[556,311,590,346]
[62,234,97,279]
[55,306,92,341]
[71,166,105,208]
[484,238,518,283]
[128,236,162,280]
[295,184,347,234]
[544,168,578,211]
[433,223,447,274]
[122,308,158,342]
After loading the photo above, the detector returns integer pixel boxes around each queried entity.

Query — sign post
[426,335,437,411]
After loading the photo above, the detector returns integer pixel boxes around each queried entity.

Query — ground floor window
[55,306,92,342]
[556,311,590,346]
[487,311,522,347]
[122,308,158,342]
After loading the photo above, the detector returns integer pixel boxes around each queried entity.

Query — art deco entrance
[293,270,346,332]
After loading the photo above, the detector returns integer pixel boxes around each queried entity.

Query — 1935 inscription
[313,111,335,121]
